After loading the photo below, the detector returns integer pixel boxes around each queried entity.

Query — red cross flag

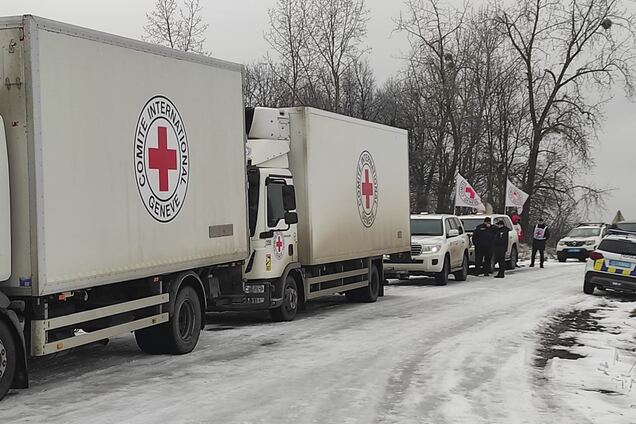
[455,174,485,211]
[505,180,529,213]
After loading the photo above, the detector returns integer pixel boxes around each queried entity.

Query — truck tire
[346,266,380,303]
[167,286,202,354]
[435,256,449,286]
[135,325,166,355]
[583,281,595,295]
[454,253,468,281]
[0,321,17,401]
[506,246,518,270]
[270,276,299,322]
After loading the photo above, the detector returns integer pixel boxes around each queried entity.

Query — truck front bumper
[208,281,282,312]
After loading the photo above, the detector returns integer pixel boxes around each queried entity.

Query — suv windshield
[599,239,636,256]
[568,227,601,238]
[460,218,483,232]
[617,222,636,232]
[411,219,443,236]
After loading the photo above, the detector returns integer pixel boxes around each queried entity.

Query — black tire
[557,253,567,263]
[135,325,166,355]
[167,286,202,354]
[454,253,469,281]
[435,256,449,286]
[270,276,299,322]
[0,321,17,401]
[346,266,381,303]
[578,257,587,263]
[506,246,518,270]
[583,281,595,295]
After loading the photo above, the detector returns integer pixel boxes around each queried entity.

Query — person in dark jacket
[472,217,495,276]
[493,219,510,278]
[530,218,550,268]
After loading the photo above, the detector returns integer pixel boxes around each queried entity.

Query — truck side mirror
[284,212,298,225]
[282,185,296,211]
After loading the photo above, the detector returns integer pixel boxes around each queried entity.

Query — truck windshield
[568,227,600,238]
[460,218,483,232]
[599,239,636,256]
[411,219,443,236]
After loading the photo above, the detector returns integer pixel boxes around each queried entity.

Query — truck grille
[411,244,422,256]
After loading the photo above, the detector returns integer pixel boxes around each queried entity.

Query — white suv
[384,214,470,285]
[557,223,608,262]
[459,214,519,270]
[584,234,636,294]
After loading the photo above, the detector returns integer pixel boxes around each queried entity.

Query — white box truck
[0,16,411,399]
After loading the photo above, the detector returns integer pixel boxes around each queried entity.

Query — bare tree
[143,0,209,54]
[495,0,636,230]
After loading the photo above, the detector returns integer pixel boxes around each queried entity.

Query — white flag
[455,174,485,211]
[505,180,529,213]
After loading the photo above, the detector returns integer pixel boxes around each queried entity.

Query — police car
[583,234,636,294]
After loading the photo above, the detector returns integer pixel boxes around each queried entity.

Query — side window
[602,227,608,237]
[504,217,513,230]
[267,182,286,228]
[453,218,464,234]
[446,218,456,235]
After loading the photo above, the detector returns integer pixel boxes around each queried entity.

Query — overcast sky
[2,0,634,223]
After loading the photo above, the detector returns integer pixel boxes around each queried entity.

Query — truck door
[265,176,297,275]
[0,116,10,280]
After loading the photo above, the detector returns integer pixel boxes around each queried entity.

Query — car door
[503,216,516,259]
[445,218,460,267]
[454,218,468,260]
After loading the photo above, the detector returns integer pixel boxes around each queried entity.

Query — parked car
[459,214,519,270]
[557,223,608,262]
[609,221,636,235]
[384,214,470,285]
[583,234,636,294]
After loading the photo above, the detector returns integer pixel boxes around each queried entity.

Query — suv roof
[410,214,457,220]
[603,234,636,244]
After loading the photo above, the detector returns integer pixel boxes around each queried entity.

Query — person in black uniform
[472,217,495,276]
[530,218,550,268]
[493,219,510,278]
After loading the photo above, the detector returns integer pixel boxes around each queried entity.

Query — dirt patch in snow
[534,308,605,369]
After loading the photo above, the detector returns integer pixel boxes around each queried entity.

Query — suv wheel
[583,281,595,295]
[435,256,449,286]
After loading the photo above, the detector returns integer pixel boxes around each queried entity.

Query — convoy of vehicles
[556,223,608,262]
[0,16,410,399]
[0,13,631,403]
[384,214,470,285]
[459,214,519,270]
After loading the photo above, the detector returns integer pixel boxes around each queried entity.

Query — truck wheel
[360,266,380,302]
[167,286,202,354]
[435,257,449,286]
[135,325,166,355]
[454,254,468,281]
[0,321,17,401]
[558,253,567,263]
[583,281,595,295]
[506,246,518,270]
[270,276,298,322]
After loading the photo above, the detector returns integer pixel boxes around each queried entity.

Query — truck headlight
[244,284,266,294]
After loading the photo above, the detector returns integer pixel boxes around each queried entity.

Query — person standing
[472,217,495,276]
[530,218,550,268]
[493,219,510,278]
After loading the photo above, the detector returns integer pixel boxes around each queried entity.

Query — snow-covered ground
[0,261,635,423]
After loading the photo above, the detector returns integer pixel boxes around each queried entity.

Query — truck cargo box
[0,16,249,296]
[286,108,410,265]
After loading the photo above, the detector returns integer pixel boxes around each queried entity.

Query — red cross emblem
[275,235,284,253]
[148,126,177,192]
[465,186,476,199]
[361,169,374,209]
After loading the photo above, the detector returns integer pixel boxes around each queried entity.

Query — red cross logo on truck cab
[148,126,178,192]
[276,236,283,252]
[361,169,374,209]
[273,232,285,260]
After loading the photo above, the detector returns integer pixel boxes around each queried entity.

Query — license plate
[609,260,632,269]
[566,249,581,253]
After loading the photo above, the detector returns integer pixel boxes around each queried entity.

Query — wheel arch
[167,271,206,330]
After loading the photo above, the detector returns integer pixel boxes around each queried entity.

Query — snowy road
[0,262,630,423]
